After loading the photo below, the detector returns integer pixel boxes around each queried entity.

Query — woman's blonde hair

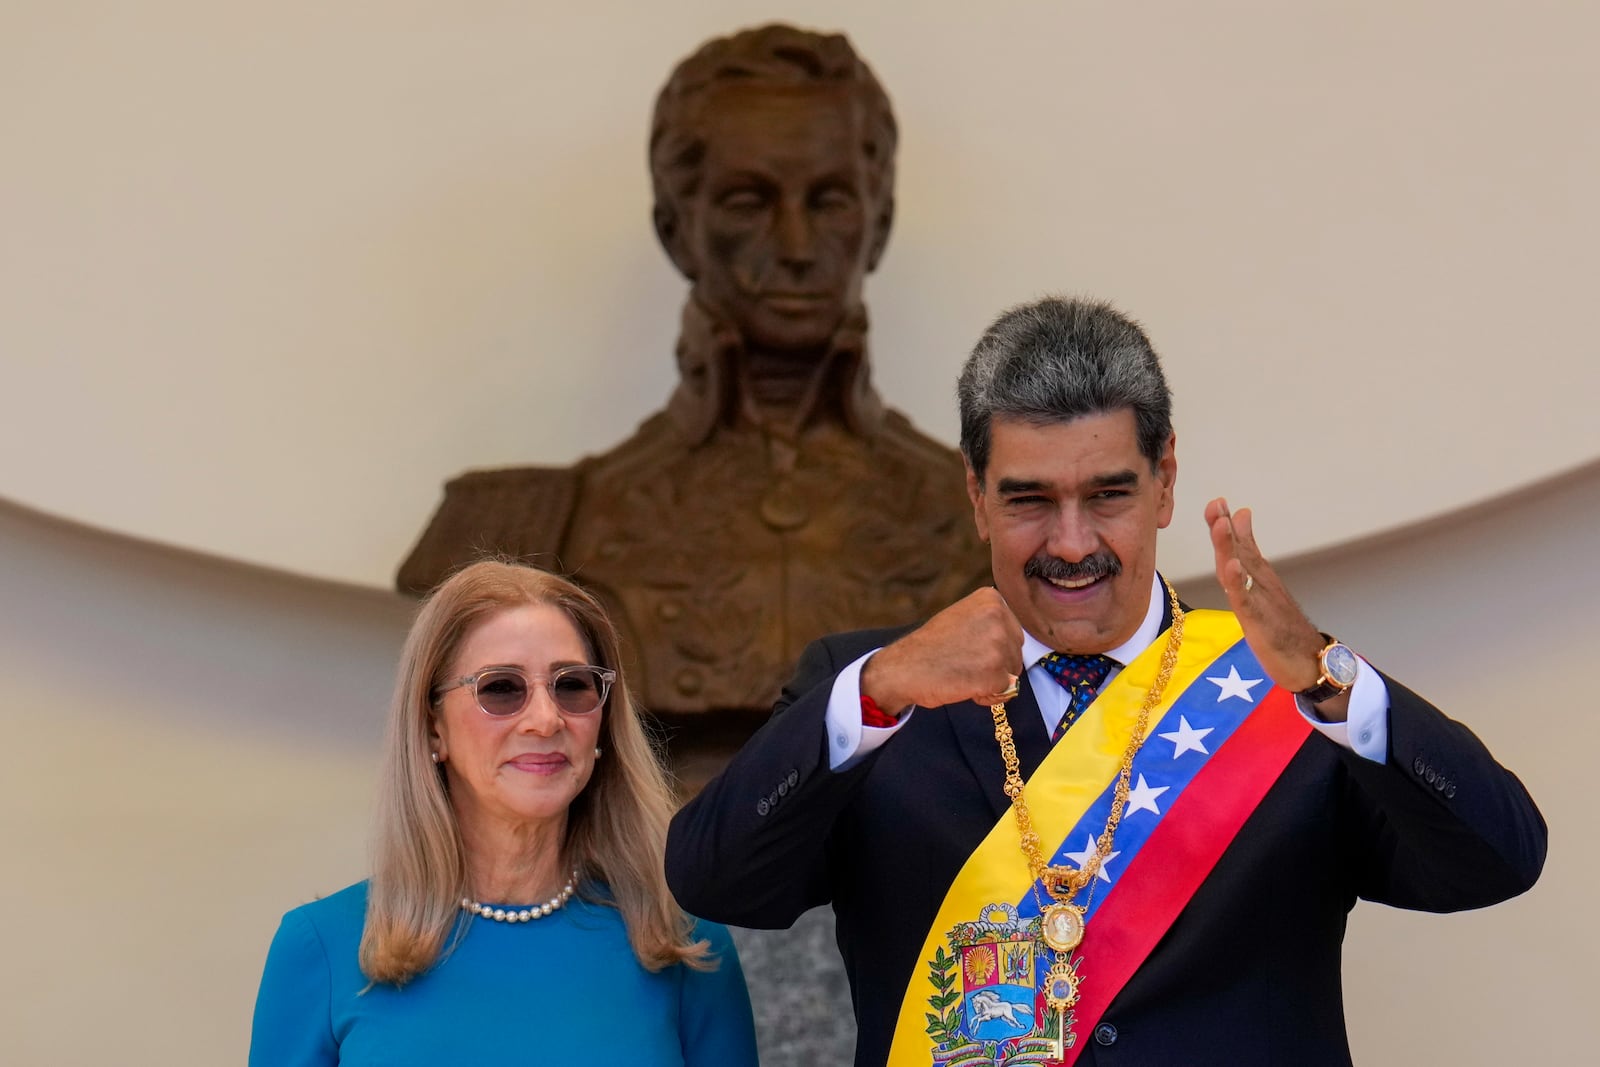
[358,560,710,984]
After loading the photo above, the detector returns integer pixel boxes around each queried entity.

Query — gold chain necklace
[989,579,1184,1049]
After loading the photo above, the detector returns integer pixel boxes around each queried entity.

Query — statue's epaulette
[395,465,582,596]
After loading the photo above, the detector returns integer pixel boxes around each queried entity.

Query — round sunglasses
[433,664,616,717]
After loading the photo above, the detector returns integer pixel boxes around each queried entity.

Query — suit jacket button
[1094,1022,1118,1046]
[1445,783,1457,799]
[777,781,789,797]
[1413,756,1426,776]
[788,769,799,787]
[1424,767,1438,785]
[756,799,770,817]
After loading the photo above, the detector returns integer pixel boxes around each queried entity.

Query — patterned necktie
[1039,653,1118,743]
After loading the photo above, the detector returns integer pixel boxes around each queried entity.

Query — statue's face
[678,84,879,353]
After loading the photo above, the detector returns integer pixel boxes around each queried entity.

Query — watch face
[1324,643,1359,687]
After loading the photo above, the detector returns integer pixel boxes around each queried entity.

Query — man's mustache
[1023,552,1122,583]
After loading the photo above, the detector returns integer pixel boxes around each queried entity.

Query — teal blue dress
[250,882,758,1066]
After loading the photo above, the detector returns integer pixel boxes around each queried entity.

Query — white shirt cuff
[1293,657,1389,763]
[824,649,915,771]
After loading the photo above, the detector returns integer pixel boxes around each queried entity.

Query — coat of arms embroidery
[924,903,1077,1066]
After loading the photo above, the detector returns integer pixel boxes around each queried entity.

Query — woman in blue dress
[250,561,758,1065]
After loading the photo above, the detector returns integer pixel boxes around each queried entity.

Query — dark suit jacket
[666,624,1546,1066]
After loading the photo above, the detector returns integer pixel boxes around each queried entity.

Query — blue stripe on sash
[1016,639,1271,920]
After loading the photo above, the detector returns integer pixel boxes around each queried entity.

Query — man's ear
[1155,432,1178,530]
[653,203,697,280]
[965,461,990,543]
[864,194,894,273]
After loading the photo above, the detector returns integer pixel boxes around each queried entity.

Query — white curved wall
[4,0,1598,587]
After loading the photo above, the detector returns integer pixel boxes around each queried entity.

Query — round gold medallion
[1040,903,1086,952]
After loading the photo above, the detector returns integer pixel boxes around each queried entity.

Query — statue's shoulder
[394,415,692,596]
[444,464,584,512]
[395,463,584,595]
[581,412,692,482]
[873,408,967,472]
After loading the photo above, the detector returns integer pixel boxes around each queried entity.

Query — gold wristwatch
[1298,633,1359,703]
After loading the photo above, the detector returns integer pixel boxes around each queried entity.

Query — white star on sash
[1124,773,1169,816]
[1063,836,1120,884]
[1207,665,1264,703]
[1157,715,1213,758]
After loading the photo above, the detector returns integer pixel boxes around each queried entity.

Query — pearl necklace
[459,870,578,923]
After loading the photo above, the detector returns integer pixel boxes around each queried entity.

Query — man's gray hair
[958,297,1173,483]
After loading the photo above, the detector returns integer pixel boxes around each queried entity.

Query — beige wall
[3,0,1598,586]
[0,500,410,1064]
[1,2,1592,1062]
[3,463,1591,1062]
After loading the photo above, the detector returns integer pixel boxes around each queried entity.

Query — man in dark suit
[666,296,1546,1065]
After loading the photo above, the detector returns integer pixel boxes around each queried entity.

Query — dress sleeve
[678,920,759,1067]
[249,909,339,1067]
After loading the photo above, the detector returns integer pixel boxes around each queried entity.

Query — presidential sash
[888,610,1312,1066]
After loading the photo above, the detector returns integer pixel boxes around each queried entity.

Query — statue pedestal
[669,721,858,1063]
[730,909,857,1065]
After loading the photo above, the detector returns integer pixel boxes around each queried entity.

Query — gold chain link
[991,580,1186,901]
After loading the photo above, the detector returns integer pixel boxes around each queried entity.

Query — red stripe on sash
[1060,688,1312,1062]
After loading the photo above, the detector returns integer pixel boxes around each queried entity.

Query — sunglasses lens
[475,670,530,716]
[551,667,607,714]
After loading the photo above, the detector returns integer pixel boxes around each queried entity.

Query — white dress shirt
[824,573,1390,771]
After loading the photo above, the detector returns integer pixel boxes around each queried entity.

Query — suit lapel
[946,676,1052,819]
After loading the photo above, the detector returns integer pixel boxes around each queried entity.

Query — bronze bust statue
[399,24,989,718]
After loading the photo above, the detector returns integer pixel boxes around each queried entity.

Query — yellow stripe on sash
[886,610,1245,1065]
